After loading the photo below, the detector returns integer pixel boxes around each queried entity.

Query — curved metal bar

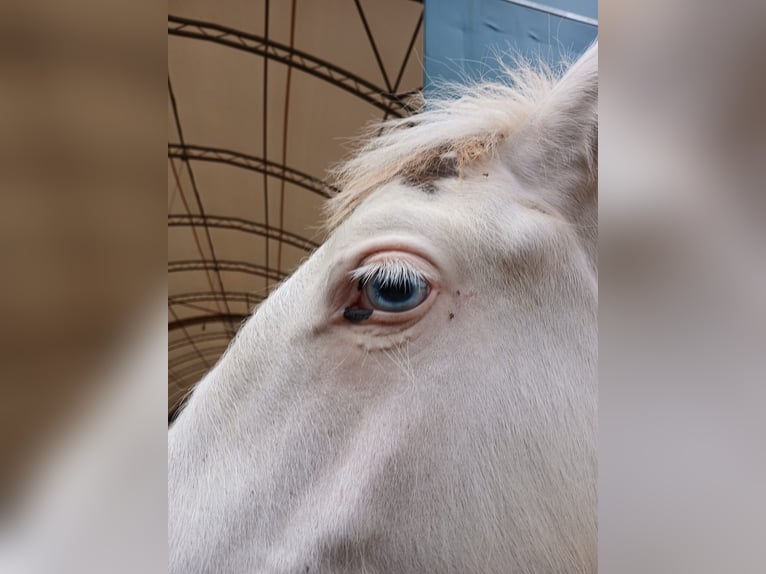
[169,313,249,332]
[168,15,414,117]
[171,361,221,384]
[169,290,264,308]
[170,346,229,372]
[171,364,210,382]
[169,330,234,352]
[168,213,321,253]
[168,143,337,199]
[169,260,287,284]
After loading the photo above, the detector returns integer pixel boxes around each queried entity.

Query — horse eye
[363,275,429,312]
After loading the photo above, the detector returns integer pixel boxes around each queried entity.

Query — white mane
[326,54,594,230]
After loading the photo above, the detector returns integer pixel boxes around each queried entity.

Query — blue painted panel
[424,0,597,89]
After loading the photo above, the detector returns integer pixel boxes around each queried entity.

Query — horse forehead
[345,181,442,225]
[349,174,479,221]
[346,168,521,235]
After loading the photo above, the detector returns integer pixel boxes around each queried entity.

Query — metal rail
[168,143,337,199]
[168,313,249,332]
[168,15,416,117]
[169,213,320,253]
[169,259,287,284]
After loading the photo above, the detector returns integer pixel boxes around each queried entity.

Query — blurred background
[0,0,164,507]
[0,2,166,572]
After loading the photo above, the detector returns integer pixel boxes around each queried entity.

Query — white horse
[169,43,598,574]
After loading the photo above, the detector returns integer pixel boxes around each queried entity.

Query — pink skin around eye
[323,236,445,328]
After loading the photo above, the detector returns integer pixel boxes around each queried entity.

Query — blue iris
[364,275,429,312]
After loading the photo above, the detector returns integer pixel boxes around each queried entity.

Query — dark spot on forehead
[400,152,459,193]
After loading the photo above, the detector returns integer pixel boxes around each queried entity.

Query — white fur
[169,43,598,574]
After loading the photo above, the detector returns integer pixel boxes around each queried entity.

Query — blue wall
[424,0,597,89]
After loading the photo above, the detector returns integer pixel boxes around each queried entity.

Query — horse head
[169,43,598,574]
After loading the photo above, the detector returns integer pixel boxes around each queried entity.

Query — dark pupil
[376,280,413,303]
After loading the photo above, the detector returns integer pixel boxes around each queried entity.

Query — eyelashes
[350,259,431,289]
